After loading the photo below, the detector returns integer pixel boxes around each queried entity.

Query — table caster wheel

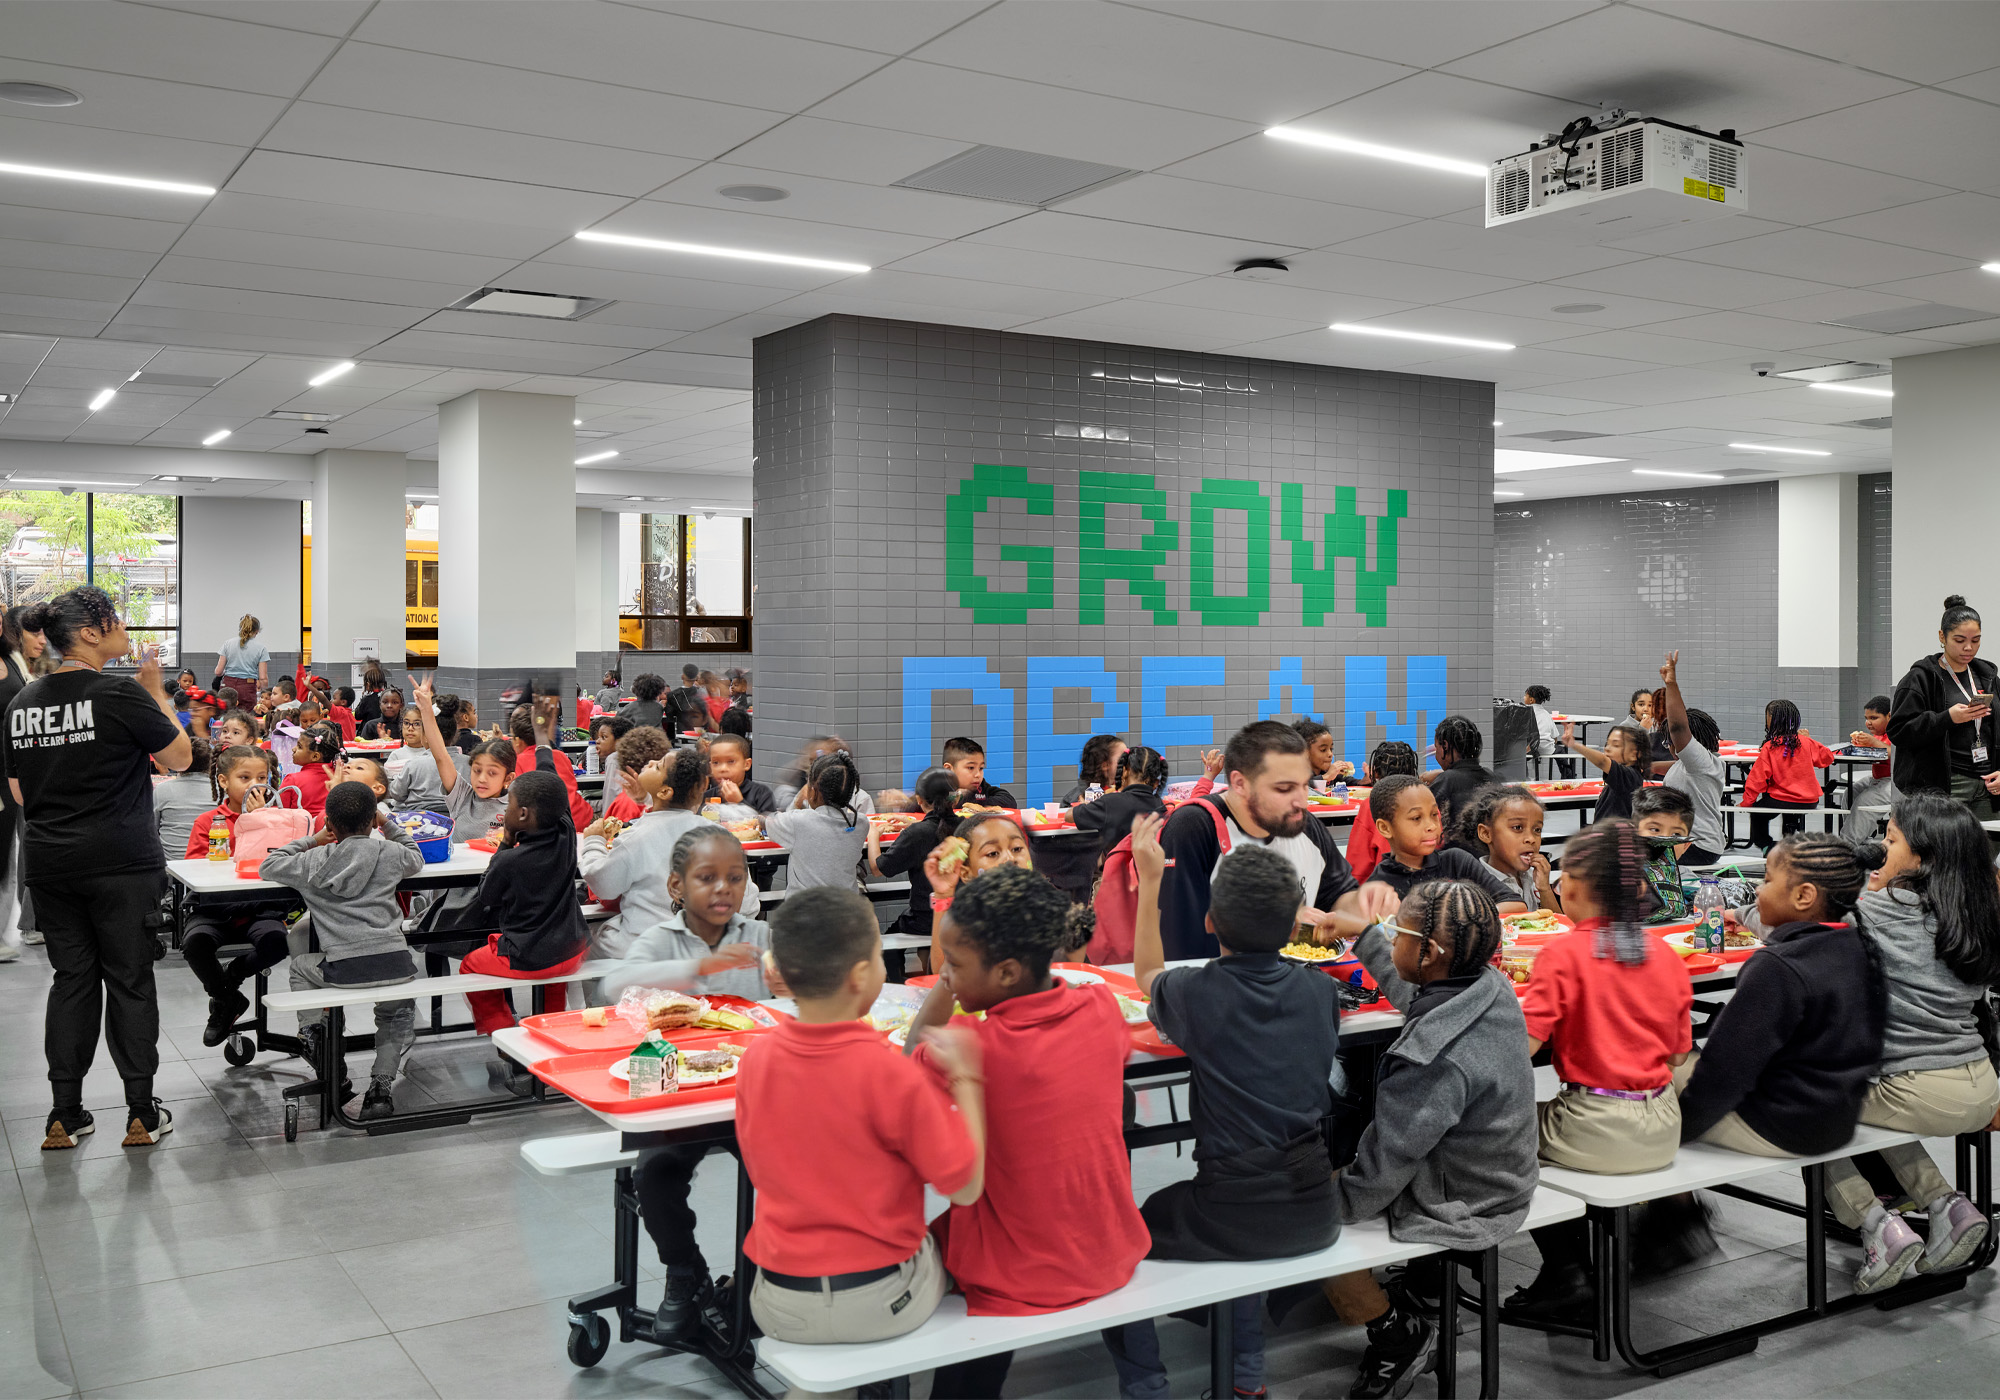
[567,1313,609,1368]
[223,1034,255,1066]
[283,1101,299,1143]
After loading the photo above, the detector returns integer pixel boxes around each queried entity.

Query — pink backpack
[1087,797,1231,965]
[232,784,316,869]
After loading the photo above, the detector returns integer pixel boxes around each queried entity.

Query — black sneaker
[1350,1314,1434,1400]
[358,1080,394,1122]
[121,1100,174,1147]
[41,1105,93,1150]
[654,1271,711,1343]
[297,1021,325,1068]
[202,988,250,1047]
[1501,1262,1595,1326]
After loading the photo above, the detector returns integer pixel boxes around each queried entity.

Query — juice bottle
[206,820,231,862]
[1693,876,1726,954]
[626,1031,679,1099]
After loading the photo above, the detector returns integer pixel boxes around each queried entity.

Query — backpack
[232,784,316,871]
[1087,796,1232,965]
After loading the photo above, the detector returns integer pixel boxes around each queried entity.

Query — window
[0,489,180,664]
[618,512,752,651]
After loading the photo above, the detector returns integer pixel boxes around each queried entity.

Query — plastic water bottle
[1693,876,1726,954]
[584,742,600,776]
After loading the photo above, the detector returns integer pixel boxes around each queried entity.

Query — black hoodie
[1889,652,2000,796]
[469,823,589,971]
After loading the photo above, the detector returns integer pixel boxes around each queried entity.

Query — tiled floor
[1,940,1992,1399]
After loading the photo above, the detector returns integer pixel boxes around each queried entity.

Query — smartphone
[1974,693,1995,706]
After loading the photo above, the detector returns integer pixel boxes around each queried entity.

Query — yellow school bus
[301,534,438,665]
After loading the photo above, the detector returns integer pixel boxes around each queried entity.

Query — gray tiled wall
[753,315,1495,803]
[1493,476,1895,745]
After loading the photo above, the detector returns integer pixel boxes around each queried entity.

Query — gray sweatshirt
[154,774,215,859]
[1859,886,1990,1076]
[260,823,425,964]
[598,909,772,1002]
[388,748,449,814]
[1337,926,1541,1250]
[762,803,865,891]
[578,807,749,956]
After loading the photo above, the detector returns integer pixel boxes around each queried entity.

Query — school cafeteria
[2,3,1999,1397]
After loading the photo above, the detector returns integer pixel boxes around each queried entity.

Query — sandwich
[934,835,969,875]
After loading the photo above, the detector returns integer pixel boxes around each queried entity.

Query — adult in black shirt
[0,604,45,960]
[7,588,191,1150]
[1889,594,2000,818]
[618,671,666,730]
[1425,715,1494,831]
[663,664,714,735]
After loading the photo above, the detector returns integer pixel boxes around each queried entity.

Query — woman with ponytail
[212,613,270,697]
[1889,594,2000,817]
[1505,817,1695,1323]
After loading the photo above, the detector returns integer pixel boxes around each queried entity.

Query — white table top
[167,842,492,895]
[1548,713,1618,724]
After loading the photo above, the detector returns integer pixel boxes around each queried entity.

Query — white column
[1893,343,2000,655]
[1777,474,1857,668]
[436,389,575,681]
[311,449,406,672]
[574,508,620,657]
[182,496,303,662]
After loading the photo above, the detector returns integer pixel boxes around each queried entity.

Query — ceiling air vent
[894,145,1135,205]
[265,410,338,422]
[1823,304,1998,335]
[448,287,612,320]
[1514,430,1610,442]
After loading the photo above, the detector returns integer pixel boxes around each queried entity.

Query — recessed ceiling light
[9,477,139,488]
[1494,449,1625,473]
[0,81,81,107]
[1333,322,1514,351]
[573,418,582,426]
[0,159,213,195]
[1810,382,1893,398]
[718,184,789,202]
[576,450,619,465]
[1729,442,1831,456]
[1494,491,1525,499]
[1551,303,1605,314]
[86,387,116,412]
[1492,420,1503,427]
[1264,126,1486,178]
[1633,469,1724,481]
[200,429,230,446]
[574,229,870,274]
[622,496,647,502]
[307,361,355,387]
[265,410,337,422]
[1983,262,2000,274]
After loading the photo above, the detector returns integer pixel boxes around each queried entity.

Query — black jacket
[1072,785,1169,855]
[1889,653,2000,795]
[469,824,589,971]
[1677,920,1883,1155]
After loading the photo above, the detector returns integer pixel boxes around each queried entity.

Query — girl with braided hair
[1324,880,1539,1399]
[1742,697,1837,850]
[1506,819,1694,1324]
[903,864,1148,1395]
[760,749,866,891]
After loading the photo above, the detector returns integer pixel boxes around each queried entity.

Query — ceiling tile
[910,3,1413,125]
[646,164,1020,241]
[713,117,973,188]
[1439,284,1690,330]
[0,266,141,306]
[957,209,1300,276]
[360,328,633,374]
[261,103,703,198]
[126,280,421,329]
[1818,193,2000,262]
[1598,215,1792,256]
[0,59,286,147]
[222,151,630,232]
[168,224,519,286]
[810,60,1256,172]
[0,201,187,255]
[1758,89,2000,195]
[881,242,1198,299]
[352,0,885,111]
[410,309,672,351]
[592,349,752,389]
[1941,65,2000,103]
[1675,227,1967,286]
[147,253,468,310]
[1441,5,1912,134]
[1633,1,2000,84]
[134,1,372,37]
[1640,309,1865,353]
[1055,173,1414,248]
[0,0,340,95]
[1274,247,1518,305]
[1329,216,1644,282]
[1863,268,2000,317]
[1127,1,1603,69]
[627,0,987,54]
[1556,257,1835,311]
[193,191,573,260]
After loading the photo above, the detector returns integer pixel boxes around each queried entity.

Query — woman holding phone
[1888,595,2000,819]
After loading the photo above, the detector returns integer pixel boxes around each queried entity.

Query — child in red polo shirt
[905,864,1150,1399]
[737,887,986,1348]
[1506,819,1693,1325]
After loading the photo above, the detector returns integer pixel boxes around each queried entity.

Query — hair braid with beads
[1565,818,1653,965]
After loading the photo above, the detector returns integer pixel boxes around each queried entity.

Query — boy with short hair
[261,780,426,1122]
[736,887,985,1346]
[1844,695,1895,837]
[1363,776,1527,914]
[707,733,775,812]
[943,735,1019,809]
[1111,825,1344,1400]
[1633,785,1695,856]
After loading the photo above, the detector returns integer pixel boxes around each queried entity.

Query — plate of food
[1280,941,1344,963]
[1501,910,1574,939]
[1050,965,1104,987]
[1664,928,1762,954]
[607,1044,745,1086]
[1113,993,1151,1026]
[869,812,922,836]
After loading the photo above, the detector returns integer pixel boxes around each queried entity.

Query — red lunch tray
[521,994,784,1055]
[905,964,1183,1059]
[529,1048,746,1113]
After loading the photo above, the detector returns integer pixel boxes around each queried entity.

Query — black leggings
[1748,795,1815,850]
[181,912,290,999]
[40,870,166,1109]
[635,1142,712,1276]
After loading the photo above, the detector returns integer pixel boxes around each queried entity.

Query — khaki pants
[1671,1054,1795,1158]
[1539,1083,1681,1174]
[750,1235,949,1398]
[1825,1060,2000,1227]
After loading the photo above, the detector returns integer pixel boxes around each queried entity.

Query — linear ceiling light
[574,228,870,273]
[1729,442,1831,456]
[0,159,215,196]
[1810,382,1893,398]
[576,450,619,465]
[200,429,231,446]
[1983,263,2000,273]
[1494,449,1624,473]
[86,388,116,412]
[1633,469,1724,481]
[1494,491,1525,499]
[8,477,140,488]
[307,361,355,387]
[1265,126,1487,178]
[1332,322,1514,351]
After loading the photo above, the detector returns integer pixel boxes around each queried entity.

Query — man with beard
[1155,721,1397,960]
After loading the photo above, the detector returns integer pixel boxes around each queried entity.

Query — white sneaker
[1856,1210,1925,1294]
[0,945,18,963]
[21,930,42,945]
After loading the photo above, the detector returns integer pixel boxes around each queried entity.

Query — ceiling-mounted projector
[1486,111,1747,244]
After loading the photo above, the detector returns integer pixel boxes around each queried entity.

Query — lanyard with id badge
[1944,660,1992,767]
